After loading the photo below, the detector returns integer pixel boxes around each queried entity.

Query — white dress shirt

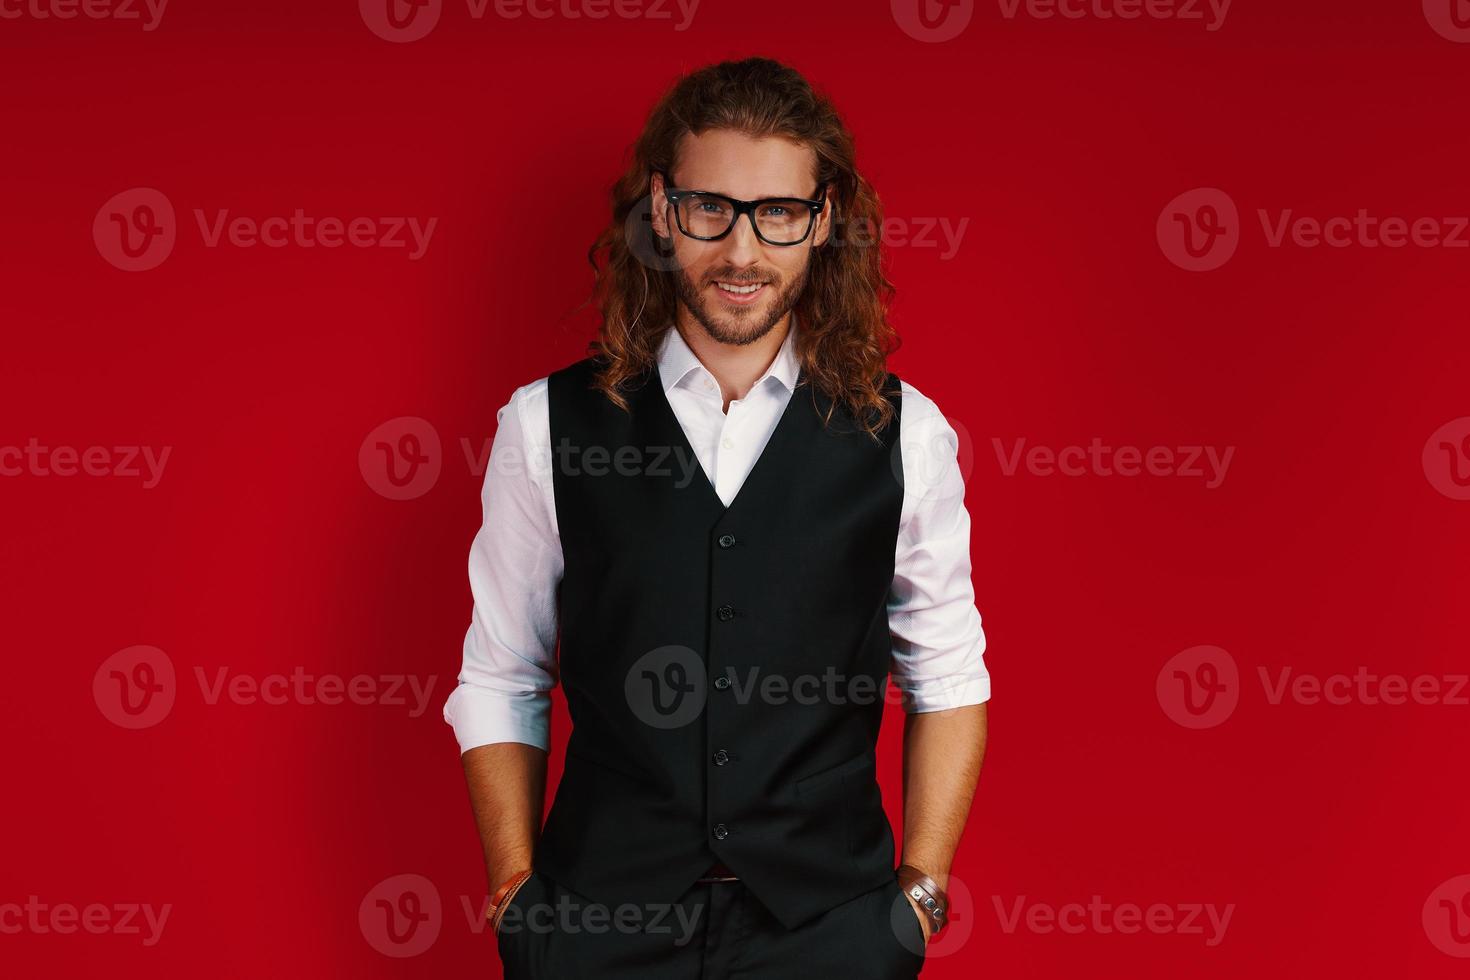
[444,322,990,752]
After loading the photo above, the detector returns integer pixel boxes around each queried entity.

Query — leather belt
[694,860,740,884]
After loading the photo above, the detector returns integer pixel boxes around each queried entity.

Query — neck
[674,309,791,411]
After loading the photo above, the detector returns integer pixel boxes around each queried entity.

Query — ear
[813,185,833,249]
[649,171,672,239]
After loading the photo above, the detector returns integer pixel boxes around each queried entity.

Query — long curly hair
[583,57,900,438]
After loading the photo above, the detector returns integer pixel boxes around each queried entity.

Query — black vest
[535,353,905,930]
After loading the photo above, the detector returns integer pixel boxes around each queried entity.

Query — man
[444,57,990,979]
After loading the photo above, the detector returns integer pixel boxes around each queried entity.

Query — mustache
[707,271,775,284]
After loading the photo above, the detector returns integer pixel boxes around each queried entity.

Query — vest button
[712,823,729,840]
[712,749,730,766]
[713,675,731,690]
[716,604,735,621]
[717,533,736,549]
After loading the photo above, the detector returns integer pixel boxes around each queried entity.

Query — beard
[673,259,810,347]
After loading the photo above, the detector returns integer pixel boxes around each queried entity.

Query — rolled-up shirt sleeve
[443,380,562,753]
[889,383,991,713]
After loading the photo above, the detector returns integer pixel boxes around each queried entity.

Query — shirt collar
[657,316,801,395]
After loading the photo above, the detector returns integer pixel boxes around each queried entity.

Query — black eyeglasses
[658,170,827,247]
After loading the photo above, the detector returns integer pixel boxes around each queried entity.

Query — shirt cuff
[443,682,551,753]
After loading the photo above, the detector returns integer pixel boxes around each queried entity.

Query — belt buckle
[695,861,740,884]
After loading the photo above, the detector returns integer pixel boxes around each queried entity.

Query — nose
[717,211,765,270]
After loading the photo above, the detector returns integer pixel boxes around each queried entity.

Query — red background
[3,0,1468,976]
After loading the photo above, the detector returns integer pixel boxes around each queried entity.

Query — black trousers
[497,869,927,979]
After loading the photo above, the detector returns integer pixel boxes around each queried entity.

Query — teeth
[716,282,764,295]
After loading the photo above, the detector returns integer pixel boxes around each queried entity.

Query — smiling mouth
[713,280,769,297]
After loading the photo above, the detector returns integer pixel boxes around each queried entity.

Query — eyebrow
[675,181,820,200]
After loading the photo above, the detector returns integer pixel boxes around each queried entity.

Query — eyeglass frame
[655,170,829,247]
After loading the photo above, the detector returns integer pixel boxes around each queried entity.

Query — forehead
[673,130,818,198]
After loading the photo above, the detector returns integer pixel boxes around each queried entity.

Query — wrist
[487,868,534,934]
[896,863,950,936]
